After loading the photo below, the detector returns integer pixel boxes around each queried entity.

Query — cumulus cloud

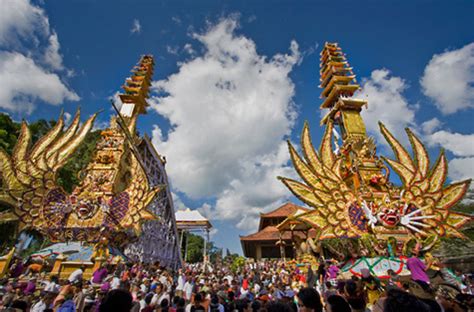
[0,0,78,112]
[448,157,474,182]
[357,67,474,188]
[0,0,49,47]
[419,117,474,190]
[421,117,442,134]
[419,44,474,189]
[426,130,474,157]
[210,143,296,230]
[421,42,474,114]
[43,32,64,70]
[424,127,474,189]
[356,69,417,145]
[151,17,299,231]
[130,19,141,34]
[0,52,79,113]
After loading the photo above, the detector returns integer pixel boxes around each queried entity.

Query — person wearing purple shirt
[24,277,37,295]
[9,259,24,278]
[327,264,339,280]
[92,266,108,284]
[406,256,430,285]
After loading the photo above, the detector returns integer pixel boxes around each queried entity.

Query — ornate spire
[319,43,367,140]
[119,55,154,118]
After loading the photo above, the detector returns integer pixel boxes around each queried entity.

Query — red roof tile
[240,225,318,242]
[260,202,309,218]
[240,226,289,241]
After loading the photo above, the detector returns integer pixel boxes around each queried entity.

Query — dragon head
[376,206,400,228]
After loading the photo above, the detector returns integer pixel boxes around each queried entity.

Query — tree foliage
[182,232,204,263]
[230,256,246,273]
[57,130,101,192]
[0,114,20,154]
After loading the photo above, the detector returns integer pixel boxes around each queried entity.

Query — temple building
[240,203,312,260]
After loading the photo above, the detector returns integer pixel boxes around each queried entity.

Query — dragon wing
[0,110,96,230]
[379,123,471,238]
[279,120,360,239]
[117,151,162,234]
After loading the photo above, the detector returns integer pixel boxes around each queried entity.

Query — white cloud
[43,32,63,70]
[63,111,72,125]
[418,44,474,190]
[171,192,190,211]
[448,156,474,194]
[357,67,474,190]
[183,43,195,56]
[91,119,110,132]
[420,119,474,191]
[130,19,141,34]
[209,228,219,238]
[166,45,179,55]
[151,17,299,231]
[0,0,49,47]
[66,69,76,78]
[356,69,417,144]
[448,157,474,182]
[0,52,79,113]
[109,91,124,111]
[0,0,77,113]
[421,42,474,114]
[421,117,442,134]
[211,142,296,230]
[426,130,474,157]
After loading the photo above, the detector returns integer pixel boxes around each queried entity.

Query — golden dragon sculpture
[278,43,471,253]
[0,55,161,243]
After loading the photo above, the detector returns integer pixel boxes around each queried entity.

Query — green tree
[230,256,246,273]
[182,232,204,263]
[29,119,57,143]
[208,243,222,265]
[0,114,20,154]
[57,130,101,192]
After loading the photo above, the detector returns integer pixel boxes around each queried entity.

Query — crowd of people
[0,255,473,312]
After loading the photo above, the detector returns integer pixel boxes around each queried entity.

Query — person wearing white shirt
[31,293,54,312]
[43,276,60,293]
[30,300,48,312]
[151,284,170,307]
[110,275,121,290]
[140,278,150,293]
[176,270,186,297]
[183,277,194,302]
[68,266,85,284]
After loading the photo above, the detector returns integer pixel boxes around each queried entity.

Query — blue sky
[1,0,473,253]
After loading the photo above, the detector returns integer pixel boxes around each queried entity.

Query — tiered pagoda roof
[119,55,154,115]
[240,202,310,242]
